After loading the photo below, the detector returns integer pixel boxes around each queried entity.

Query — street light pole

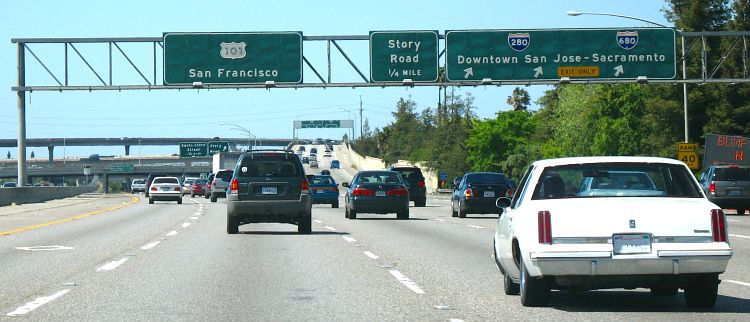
[220,123,256,151]
[566,10,689,143]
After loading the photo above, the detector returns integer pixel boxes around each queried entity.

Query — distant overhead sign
[179,142,208,157]
[445,28,676,82]
[207,141,230,155]
[163,32,303,85]
[294,120,354,129]
[369,31,439,82]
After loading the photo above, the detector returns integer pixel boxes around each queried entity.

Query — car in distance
[301,156,309,164]
[330,160,340,169]
[452,172,513,218]
[388,165,426,207]
[310,160,319,168]
[148,177,183,204]
[226,149,312,234]
[144,173,168,197]
[130,179,146,193]
[310,175,339,208]
[321,169,331,175]
[210,169,234,202]
[190,178,208,197]
[699,165,750,215]
[343,170,409,220]
[493,156,732,308]
[2,182,17,188]
[182,177,197,194]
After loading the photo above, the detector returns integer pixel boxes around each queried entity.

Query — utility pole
[359,95,363,140]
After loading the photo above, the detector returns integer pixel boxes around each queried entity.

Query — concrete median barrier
[0,186,97,207]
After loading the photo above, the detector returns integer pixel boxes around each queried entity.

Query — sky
[0,0,672,158]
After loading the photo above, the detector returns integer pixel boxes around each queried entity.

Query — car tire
[650,285,678,296]
[148,198,154,204]
[349,208,357,220]
[191,193,195,198]
[298,213,312,234]
[737,208,746,216]
[504,272,521,295]
[205,193,209,199]
[519,259,550,307]
[451,200,458,217]
[684,273,719,308]
[397,208,409,220]
[211,194,217,202]
[458,202,467,218]
[332,201,339,208]
[177,198,182,204]
[344,207,350,218]
[226,215,239,234]
[415,199,426,207]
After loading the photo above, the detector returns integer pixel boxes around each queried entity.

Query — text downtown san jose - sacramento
[456,52,668,65]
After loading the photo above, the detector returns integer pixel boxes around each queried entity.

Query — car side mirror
[496,197,512,209]
[341,182,350,188]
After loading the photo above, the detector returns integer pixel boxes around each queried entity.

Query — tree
[30,151,35,159]
[6,151,10,159]
[467,110,537,173]
[506,87,531,111]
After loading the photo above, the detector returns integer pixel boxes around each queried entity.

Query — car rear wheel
[451,200,458,217]
[504,272,520,295]
[191,193,195,198]
[177,198,182,204]
[226,215,239,234]
[520,259,549,307]
[332,201,339,208]
[211,194,217,202]
[348,208,357,220]
[684,273,719,308]
[415,199,426,207]
[737,208,746,215]
[148,198,154,204]
[397,208,409,220]
[298,213,312,234]
[458,202,467,218]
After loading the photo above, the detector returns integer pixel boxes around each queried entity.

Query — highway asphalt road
[1,146,749,321]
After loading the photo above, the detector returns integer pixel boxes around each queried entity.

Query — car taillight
[418,180,425,188]
[213,181,217,187]
[229,178,239,195]
[387,187,409,196]
[464,188,474,198]
[538,211,552,244]
[352,187,374,196]
[301,179,309,194]
[711,209,728,242]
[174,187,180,191]
[708,182,716,194]
[150,186,157,191]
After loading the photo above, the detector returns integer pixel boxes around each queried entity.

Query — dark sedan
[452,172,513,218]
[343,170,410,219]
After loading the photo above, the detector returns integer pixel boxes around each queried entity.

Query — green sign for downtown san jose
[179,142,208,157]
[369,31,439,82]
[163,32,303,85]
[445,28,676,82]
[301,120,341,128]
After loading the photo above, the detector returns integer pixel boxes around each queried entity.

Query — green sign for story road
[446,28,676,82]
[180,142,208,157]
[207,141,230,155]
[369,31,439,82]
[163,32,303,85]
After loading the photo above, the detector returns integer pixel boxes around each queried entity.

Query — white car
[148,177,183,204]
[493,156,732,308]
[130,179,146,193]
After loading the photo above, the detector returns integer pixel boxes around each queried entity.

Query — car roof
[532,156,686,167]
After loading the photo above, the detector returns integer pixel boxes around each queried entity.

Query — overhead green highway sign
[445,28,676,82]
[179,142,208,157]
[163,32,303,85]
[369,31,439,82]
[109,163,134,173]
[299,120,341,128]
[207,141,230,155]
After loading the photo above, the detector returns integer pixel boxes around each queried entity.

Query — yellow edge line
[0,194,141,236]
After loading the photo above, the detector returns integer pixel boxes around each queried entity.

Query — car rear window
[714,167,750,181]
[466,173,510,185]
[216,171,234,181]
[357,172,402,184]
[133,180,145,184]
[532,163,702,200]
[311,176,335,184]
[194,179,207,184]
[154,178,178,184]
[392,168,423,181]
[237,155,300,177]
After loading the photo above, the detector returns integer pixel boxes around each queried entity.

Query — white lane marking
[727,219,739,222]
[14,245,73,251]
[730,234,750,239]
[726,279,750,287]
[314,220,323,224]
[182,223,191,228]
[467,225,485,229]
[96,257,129,272]
[166,231,178,236]
[434,218,446,222]
[141,241,161,250]
[191,216,199,220]
[342,236,357,243]
[364,251,379,259]
[389,270,425,294]
[194,212,201,216]
[449,319,466,322]
[6,289,70,316]
[325,226,336,231]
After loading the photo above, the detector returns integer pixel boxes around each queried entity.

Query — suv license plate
[262,186,277,195]
[483,191,495,198]
[375,191,386,197]
[729,190,742,196]
[613,234,651,255]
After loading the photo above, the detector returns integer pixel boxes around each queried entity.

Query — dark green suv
[226,150,312,234]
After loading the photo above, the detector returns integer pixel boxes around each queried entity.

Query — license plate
[262,186,277,195]
[483,191,495,198]
[316,190,325,194]
[613,234,651,255]
[161,187,171,191]
[375,191,386,197]
[729,190,742,196]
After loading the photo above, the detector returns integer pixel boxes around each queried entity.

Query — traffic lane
[312,201,750,320]
[32,199,451,321]
[0,195,206,314]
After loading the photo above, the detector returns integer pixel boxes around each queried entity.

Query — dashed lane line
[166,231,178,236]
[730,234,750,239]
[141,241,161,250]
[6,289,70,316]
[364,251,379,259]
[96,257,129,272]
[434,218,446,222]
[342,236,357,243]
[467,225,485,229]
[325,226,337,231]
[314,220,323,224]
[182,223,191,228]
[389,270,425,294]
[726,279,750,287]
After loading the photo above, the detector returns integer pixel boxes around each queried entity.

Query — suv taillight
[538,211,552,244]
[711,209,728,242]
[387,187,409,196]
[708,181,716,194]
[464,188,474,198]
[301,179,309,194]
[229,178,239,195]
[418,180,425,188]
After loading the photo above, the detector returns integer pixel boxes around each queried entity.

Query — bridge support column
[125,145,130,156]
[48,146,54,163]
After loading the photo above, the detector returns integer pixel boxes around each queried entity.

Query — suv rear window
[466,173,510,185]
[216,170,234,181]
[391,168,423,181]
[237,154,301,177]
[714,167,750,181]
